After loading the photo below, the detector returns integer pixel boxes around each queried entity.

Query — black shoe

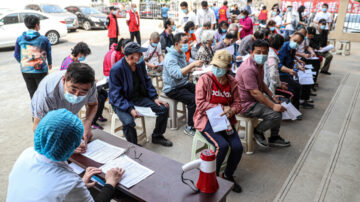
[254,130,268,147]
[152,136,173,147]
[222,175,242,193]
[297,115,303,120]
[314,83,319,87]
[320,71,331,75]
[268,136,291,147]
[98,116,108,122]
[307,98,314,103]
[301,101,314,109]
[310,92,317,96]
[312,87,317,92]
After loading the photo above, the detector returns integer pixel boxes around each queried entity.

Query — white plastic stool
[328,39,336,53]
[149,74,163,94]
[78,106,86,120]
[235,114,260,155]
[336,40,351,56]
[159,92,186,130]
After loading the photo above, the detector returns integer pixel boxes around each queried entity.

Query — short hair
[150,32,160,40]
[223,1,228,6]
[71,42,91,57]
[241,10,249,16]
[65,63,95,85]
[201,30,215,43]
[292,32,305,40]
[174,33,187,44]
[298,5,305,13]
[225,31,237,40]
[201,1,208,7]
[184,21,195,33]
[24,15,40,29]
[213,3,217,6]
[297,27,307,34]
[254,30,265,40]
[262,5,267,10]
[115,38,131,51]
[267,20,276,27]
[323,3,329,8]
[218,21,229,33]
[180,1,188,7]
[272,3,279,9]
[164,18,173,29]
[203,21,211,28]
[307,26,317,35]
[252,39,269,51]
[319,18,327,24]
[247,0,252,3]
[269,34,284,50]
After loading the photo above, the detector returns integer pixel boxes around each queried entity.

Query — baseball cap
[124,42,148,56]
[210,50,232,69]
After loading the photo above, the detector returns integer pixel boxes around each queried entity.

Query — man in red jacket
[106,6,119,49]
[126,3,141,45]
[218,1,230,24]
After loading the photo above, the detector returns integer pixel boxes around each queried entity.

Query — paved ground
[0,19,356,201]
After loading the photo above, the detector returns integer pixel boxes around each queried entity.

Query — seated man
[162,33,203,136]
[214,31,237,51]
[144,32,164,76]
[31,63,98,153]
[238,30,265,56]
[109,42,172,146]
[235,39,290,147]
[160,18,175,53]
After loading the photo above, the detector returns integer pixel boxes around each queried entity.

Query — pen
[91,175,105,186]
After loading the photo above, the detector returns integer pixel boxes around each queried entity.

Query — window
[0,13,19,25]
[40,4,66,13]
[20,13,48,22]
[25,5,41,11]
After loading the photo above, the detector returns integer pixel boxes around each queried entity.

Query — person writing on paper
[307,26,324,84]
[7,109,125,202]
[162,33,203,136]
[238,31,265,56]
[194,50,243,193]
[31,63,98,153]
[109,42,172,146]
[213,31,237,51]
[196,30,215,65]
[236,40,290,148]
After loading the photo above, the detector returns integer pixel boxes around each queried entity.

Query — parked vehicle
[0,9,67,48]
[24,4,78,31]
[65,6,107,31]
[95,6,127,18]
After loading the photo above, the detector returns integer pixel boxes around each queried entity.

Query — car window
[20,13,48,22]
[25,5,41,11]
[79,7,101,15]
[0,13,19,25]
[40,4,66,13]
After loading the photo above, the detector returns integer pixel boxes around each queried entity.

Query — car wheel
[83,21,91,31]
[46,31,59,45]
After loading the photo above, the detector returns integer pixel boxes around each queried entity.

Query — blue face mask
[136,56,144,64]
[113,11,117,15]
[322,8,327,12]
[133,8,137,12]
[189,30,195,34]
[172,25,176,31]
[241,15,245,19]
[289,41,299,49]
[152,42,158,47]
[64,91,86,104]
[221,28,227,33]
[213,38,216,46]
[305,36,308,40]
[182,9,187,13]
[181,43,189,53]
[320,25,326,30]
[253,54,268,65]
[272,11,277,16]
[212,66,227,77]
[78,56,85,61]
[287,7,292,11]
[270,27,275,31]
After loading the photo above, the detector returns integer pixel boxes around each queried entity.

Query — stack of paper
[206,105,230,132]
[315,44,334,53]
[134,106,157,117]
[69,163,85,174]
[219,45,235,55]
[83,139,126,164]
[192,65,212,76]
[100,155,154,188]
[297,69,314,85]
[281,102,302,120]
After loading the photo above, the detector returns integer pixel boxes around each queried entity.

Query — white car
[0,9,67,48]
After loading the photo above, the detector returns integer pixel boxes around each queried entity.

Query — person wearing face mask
[103,38,131,79]
[109,42,172,146]
[184,21,197,62]
[144,32,164,76]
[283,2,300,41]
[236,39,290,148]
[160,18,175,53]
[194,50,243,193]
[239,10,253,39]
[179,1,197,28]
[196,1,217,29]
[238,31,265,56]
[162,33,203,136]
[194,21,212,46]
[258,5,268,25]
[314,3,333,35]
[214,31,237,51]
[106,6,120,49]
[266,20,278,36]
[271,8,282,29]
[244,0,252,15]
[196,30,215,65]
[61,42,91,71]
[126,3,141,44]
[31,63,98,153]
[214,21,229,42]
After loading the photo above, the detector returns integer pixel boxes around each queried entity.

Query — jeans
[22,72,47,98]
[201,122,243,177]
[109,37,118,49]
[113,97,169,144]
[92,85,108,124]
[165,83,196,127]
[130,31,141,45]
[280,75,301,109]
[244,102,282,137]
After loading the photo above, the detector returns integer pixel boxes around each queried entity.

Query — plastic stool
[336,40,351,56]
[328,39,336,53]
[159,92,186,130]
[235,114,260,155]
[78,107,86,120]
[149,74,163,94]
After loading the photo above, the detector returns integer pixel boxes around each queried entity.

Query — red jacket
[127,10,140,32]
[106,13,119,38]
[219,6,228,23]
[103,43,124,76]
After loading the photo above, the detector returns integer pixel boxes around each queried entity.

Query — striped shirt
[60,55,74,70]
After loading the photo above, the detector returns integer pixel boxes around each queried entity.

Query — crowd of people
[7,1,335,200]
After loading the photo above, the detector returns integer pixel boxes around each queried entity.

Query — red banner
[281,0,360,13]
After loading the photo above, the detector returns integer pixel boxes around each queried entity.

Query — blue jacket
[278,41,296,77]
[109,58,157,112]
[14,30,52,73]
[162,46,189,93]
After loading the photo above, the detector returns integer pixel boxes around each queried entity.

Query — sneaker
[98,116,107,122]
[254,130,268,147]
[184,126,195,136]
[297,115,303,120]
[320,71,331,75]
[301,101,314,109]
[152,136,173,147]
[268,136,291,147]
[222,174,242,193]
[91,123,103,130]
[310,92,317,96]
[306,98,314,103]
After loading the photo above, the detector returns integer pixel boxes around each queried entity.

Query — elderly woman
[196,30,215,65]
[7,109,125,202]
[194,50,243,193]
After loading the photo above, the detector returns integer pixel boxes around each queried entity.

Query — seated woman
[266,20,278,36]
[103,38,131,79]
[239,9,253,39]
[184,21,197,62]
[194,50,243,193]
[7,109,125,202]
[196,30,215,65]
[214,21,229,42]
[61,42,91,70]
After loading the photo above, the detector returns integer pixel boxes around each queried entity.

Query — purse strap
[207,74,231,106]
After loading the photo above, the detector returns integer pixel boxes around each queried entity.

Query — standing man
[218,1,231,24]
[126,3,141,45]
[31,63,98,153]
[179,1,197,28]
[161,4,170,28]
[14,15,52,99]
[244,0,253,16]
[314,3,333,35]
[236,39,290,147]
[106,6,120,49]
[196,1,217,29]
[109,42,172,146]
[211,3,220,26]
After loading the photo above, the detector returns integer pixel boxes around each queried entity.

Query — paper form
[69,163,85,174]
[305,64,314,69]
[220,45,235,55]
[281,102,302,120]
[192,65,212,76]
[100,155,154,188]
[134,106,157,117]
[298,70,314,85]
[307,56,319,60]
[96,78,108,87]
[315,44,334,53]
[82,139,126,164]
[206,105,230,132]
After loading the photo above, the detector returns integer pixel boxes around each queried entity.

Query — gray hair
[150,32,160,40]
[201,30,215,43]
[203,21,211,28]
[228,23,239,31]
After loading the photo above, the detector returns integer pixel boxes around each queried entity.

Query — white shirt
[284,11,299,31]
[143,43,162,66]
[272,15,282,26]
[179,11,197,27]
[314,12,332,30]
[7,147,94,202]
[126,10,139,25]
[196,9,216,27]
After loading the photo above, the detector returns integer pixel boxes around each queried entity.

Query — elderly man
[126,3,141,44]
[31,63,98,153]
[109,42,172,146]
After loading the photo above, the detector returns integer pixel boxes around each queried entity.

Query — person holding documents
[236,40,290,148]
[194,50,243,193]
[31,63,98,153]
[7,109,125,202]
[109,42,172,146]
